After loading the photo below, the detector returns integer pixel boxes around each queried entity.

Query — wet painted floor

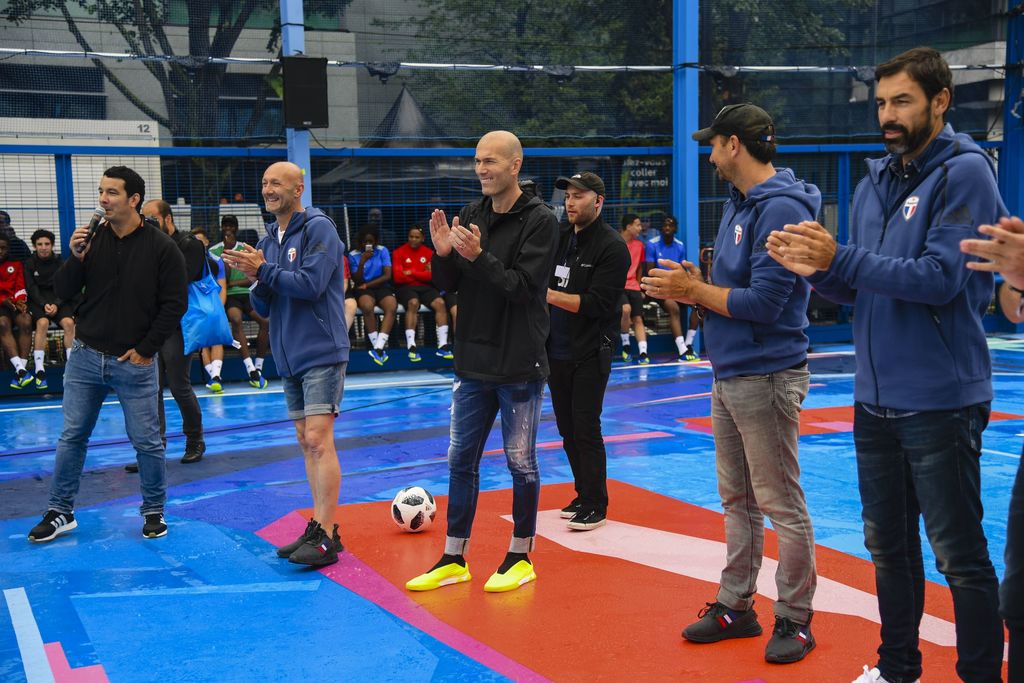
[1,341,1020,682]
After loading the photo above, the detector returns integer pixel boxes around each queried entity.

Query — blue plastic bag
[181,257,234,355]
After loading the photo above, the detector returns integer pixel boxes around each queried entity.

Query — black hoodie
[432,192,559,382]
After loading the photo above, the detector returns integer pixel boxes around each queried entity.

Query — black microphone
[76,207,106,255]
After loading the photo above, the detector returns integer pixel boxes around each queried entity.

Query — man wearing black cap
[547,172,629,530]
[644,103,821,663]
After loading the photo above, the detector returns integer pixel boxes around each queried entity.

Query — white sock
[405,329,416,348]
[376,333,389,350]
[638,341,648,354]
[675,336,686,354]
[620,333,630,347]
[11,356,25,372]
[211,359,222,378]
[254,357,264,371]
[34,350,45,373]
[243,357,256,373]
[437,325,449,347]
[369,331,379,347]
[204,362,215,378]
[685,329,697,347]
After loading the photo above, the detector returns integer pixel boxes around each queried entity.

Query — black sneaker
[181,441,206,464]
[329,523,344,553]
[559,498,583,519]
[682,601,763,643]
[124,462,139,473]
[764,615,815,663]
[288,523,339,567]
[143,513,167,538]
[28,510,77,542]
[276,518,318,558]
[567,508,606,531]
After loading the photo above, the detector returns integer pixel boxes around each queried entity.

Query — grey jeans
[711,366,816,624]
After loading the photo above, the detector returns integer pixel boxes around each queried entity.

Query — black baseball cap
[691,103,776,143]
[555,171,606,197]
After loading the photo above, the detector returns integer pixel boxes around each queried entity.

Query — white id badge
[554,264,571,288]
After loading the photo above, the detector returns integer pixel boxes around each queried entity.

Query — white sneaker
[851,665,919,683]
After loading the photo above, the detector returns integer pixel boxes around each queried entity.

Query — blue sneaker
[436,344,454,360]
[369,348,388,366]
[683,346,699,362]
[34,370,47,389]
[620,349,631,362]
[248,369,268,389]
[637,352,650,365]
[10,369,31,389]
[206,376,223,393]
[408,346,421,362]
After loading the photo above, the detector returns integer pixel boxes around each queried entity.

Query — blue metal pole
[281,0,313,207]
[1002,0,1023,216]
[673,0,700,264]
[55,154,76,256]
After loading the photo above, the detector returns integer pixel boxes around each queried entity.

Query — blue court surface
[1,341,1021,681]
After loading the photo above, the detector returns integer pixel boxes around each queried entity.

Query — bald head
[475,131,525,206]
[262,161,305,220]
[478,130,523,163]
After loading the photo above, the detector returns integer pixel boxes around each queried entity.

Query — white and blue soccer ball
[391,486,437,533]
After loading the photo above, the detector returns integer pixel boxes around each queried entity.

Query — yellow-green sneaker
[405,562,471,591]
[483,560,536,593]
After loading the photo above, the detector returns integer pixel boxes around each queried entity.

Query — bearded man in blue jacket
[223,161,350,568]
[644,103,821,664]
[767,47,1006,683]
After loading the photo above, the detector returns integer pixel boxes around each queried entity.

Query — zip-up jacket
[0,259,27,306]
[55,218,187,358]
[392,243,434,287]
[547,218,630,360]
[808,124,1005,410]
[24,253,63,307]
[251,208,350,377]
[432,192,559,382]
[706,168,822,379]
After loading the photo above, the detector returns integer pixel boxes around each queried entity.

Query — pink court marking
[257,513,550,683]
[45,642,109,683]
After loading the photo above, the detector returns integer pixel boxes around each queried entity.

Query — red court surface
[259,480,1006,682]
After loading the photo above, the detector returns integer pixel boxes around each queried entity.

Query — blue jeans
[49,341,166,516]
[1001,448,1024,683]
[854,402,1002,683]
[445,376,544,555]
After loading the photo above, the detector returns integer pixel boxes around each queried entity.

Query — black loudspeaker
[281,56,329,129]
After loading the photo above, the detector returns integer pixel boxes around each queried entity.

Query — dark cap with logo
[555,171,606,197]
[691,103,776,143]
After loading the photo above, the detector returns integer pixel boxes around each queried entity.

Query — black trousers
[158,327,204,445]
[547,347,612,512]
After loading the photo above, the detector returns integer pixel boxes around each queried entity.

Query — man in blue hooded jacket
[767,47,1006,683]
[644,103,821,664]
[222,161,350,568]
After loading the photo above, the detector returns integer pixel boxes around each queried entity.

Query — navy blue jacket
[705,168,821,379]
[808,125,1005,410]
[251,208,350,377]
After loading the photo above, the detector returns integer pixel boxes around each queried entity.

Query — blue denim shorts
[281,362,347,420]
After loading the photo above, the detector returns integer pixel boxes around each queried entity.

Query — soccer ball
[391,486,437,532]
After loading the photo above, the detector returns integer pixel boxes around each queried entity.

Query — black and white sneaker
[559,499,583,519]
[28,510,77,542]
[143,513,167,538]
[567,509,607,531]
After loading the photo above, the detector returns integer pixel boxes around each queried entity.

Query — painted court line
[3,587,56,683]
[71,581,322,599]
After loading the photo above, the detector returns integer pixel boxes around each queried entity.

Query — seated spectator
[645,215,699,361]
[349,230,396,365]
[392,225,451,361]
[24,229,76,388]
[618,213,650,364]
[210,216,270,388]
[0,235,32,387]
[0,211,31,262]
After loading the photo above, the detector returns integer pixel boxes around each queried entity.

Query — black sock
[496,551,530,574]
[430,553,465,572]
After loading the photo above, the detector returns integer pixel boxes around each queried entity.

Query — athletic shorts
[29,301,75,323]
[354,286,395,304]
[225,293,255,316]
[397,285,441,308]
[282,362,348,420]
[443,292,457,309]
[620,289,644,313]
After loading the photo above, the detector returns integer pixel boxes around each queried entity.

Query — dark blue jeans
[1001,449,1024,683]
[854,402,1002,683]
[445,376,543,554]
